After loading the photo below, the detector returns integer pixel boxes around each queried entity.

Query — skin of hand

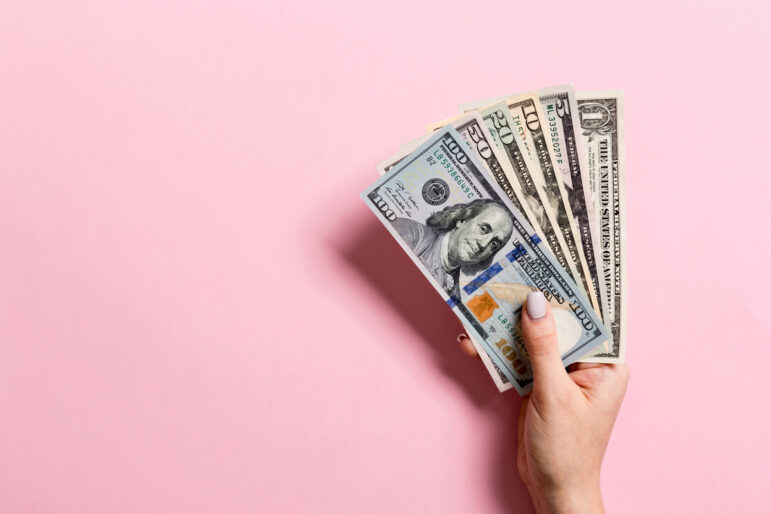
[457,292,629,514]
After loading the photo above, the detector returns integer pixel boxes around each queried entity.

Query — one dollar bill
[575,91,626,362]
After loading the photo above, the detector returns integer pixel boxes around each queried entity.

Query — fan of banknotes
[361,85,625,395]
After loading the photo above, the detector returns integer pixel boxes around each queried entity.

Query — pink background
[1,1,770,512]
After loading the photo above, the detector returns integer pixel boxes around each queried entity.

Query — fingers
[568,362,630,397]
[457,334,480,358]
[568,362,605,372]
[521,292,571,391]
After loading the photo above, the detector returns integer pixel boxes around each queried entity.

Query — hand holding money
[363,86,625,394]
[511,292,629,513]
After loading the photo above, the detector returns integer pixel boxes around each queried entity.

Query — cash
[476,102,585,295]
[575,91,626,362]
[536,86,608,327]
[506,95,599,314]
[462,93,601,316]
[462,86,607,325]
[362,127,610,395]
[365,87,626,392]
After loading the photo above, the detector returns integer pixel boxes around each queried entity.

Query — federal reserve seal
[422,178,450,206]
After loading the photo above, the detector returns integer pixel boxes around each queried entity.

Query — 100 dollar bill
[378,117,553,390]
[433,113,556,390]
[362,127,610,394]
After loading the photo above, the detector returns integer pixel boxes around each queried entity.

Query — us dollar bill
[464,324,513,391]
[432,113,555,392]
[383,113,551,256]
[451,114,541,230]
[362,127,610,394]
[376,150,408,176]
[390,114,559,391]
[536,85,608,324]
[477,102,585,296]
[461,88,607,321]
[424,114,553,246]
[379,142,515,390]
[502,94,601,317]
[575,91,626,362]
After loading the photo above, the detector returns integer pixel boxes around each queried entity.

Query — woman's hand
[458,292,629,514]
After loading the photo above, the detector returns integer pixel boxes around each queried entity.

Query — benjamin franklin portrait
[393,199,515,296]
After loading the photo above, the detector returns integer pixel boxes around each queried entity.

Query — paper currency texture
[502,94,600,315]
[477,102,584,294]
[576,91,626,362]
[535,85,608,322]
[362,127,610,394]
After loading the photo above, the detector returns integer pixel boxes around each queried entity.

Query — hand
[457,292,629,514]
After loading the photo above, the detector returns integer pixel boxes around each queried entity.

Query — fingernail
[526,292,547,320]
[456,333,468,343]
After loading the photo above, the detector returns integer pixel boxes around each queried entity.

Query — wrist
[528,480,604,514]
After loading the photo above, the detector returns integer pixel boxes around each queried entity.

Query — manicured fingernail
[526,292,546,320]
[457,333,468,343]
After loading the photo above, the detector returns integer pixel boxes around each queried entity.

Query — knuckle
[524,330,558,354]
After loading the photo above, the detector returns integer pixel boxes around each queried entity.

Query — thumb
[521,292,570,390]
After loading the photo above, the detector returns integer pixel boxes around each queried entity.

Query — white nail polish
[526,291,546,319]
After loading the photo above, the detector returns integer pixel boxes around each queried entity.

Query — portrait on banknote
[392,198,514,297]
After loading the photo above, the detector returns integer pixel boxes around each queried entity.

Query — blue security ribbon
[506,243,527,262]
[462,262,503,296]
